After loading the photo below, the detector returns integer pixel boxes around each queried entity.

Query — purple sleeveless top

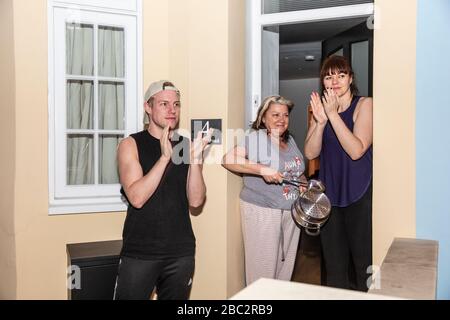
[318,96,372,207]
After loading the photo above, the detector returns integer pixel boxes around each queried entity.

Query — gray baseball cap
[144,80,180,102]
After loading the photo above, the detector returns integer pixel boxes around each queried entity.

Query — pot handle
[308,179,325,193]
[305,227,321,237]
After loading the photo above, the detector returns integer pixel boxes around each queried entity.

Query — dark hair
[251,95,294,143]
[320,55,359,96]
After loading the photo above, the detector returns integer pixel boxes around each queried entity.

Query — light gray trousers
[240,199,301,286]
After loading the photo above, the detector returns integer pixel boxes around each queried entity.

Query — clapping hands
[160,125,173,162]
[191,128,214,165]
[310,89,340,124]
[310,92,328,125]
[322,89,339,116]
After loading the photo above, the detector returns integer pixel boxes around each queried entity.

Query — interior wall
[6,0,423,300]
[280,78,320,153]
[143,1,170,99]
[226,0,246,298]
[13,0,126,299]
[372,0,417,265]
[416,0,450,300]
[0,0,17,300]
[168,0,243,299]
[8,0,243,300]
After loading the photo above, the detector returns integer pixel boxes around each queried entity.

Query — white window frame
[246,0,374,127]
[48,0,143,214]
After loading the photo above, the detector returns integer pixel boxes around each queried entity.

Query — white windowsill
[49,198,127,215]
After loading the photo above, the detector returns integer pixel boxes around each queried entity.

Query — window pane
[66,23,94,76]
[99,82,125,130]
[332,47,344,57]
[67,134,94,185]
[262,26,280,97]
[99,135,123,184]
[351,40,369,96]
[262,0,373,14]
[67,80,94,129]
[98,26,125,78]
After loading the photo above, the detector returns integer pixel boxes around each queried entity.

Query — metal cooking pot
[286,179,331,236]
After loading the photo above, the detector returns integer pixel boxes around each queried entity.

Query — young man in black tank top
[114,80,212,300]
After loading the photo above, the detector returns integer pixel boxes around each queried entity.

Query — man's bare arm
[118,128,172,208]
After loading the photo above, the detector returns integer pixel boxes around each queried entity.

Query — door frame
[245,0,375,127]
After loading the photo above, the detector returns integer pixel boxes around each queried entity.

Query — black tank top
[120,130,195,259]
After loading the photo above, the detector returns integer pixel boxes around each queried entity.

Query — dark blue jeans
[113,255,195,300]
[320,183,373,292]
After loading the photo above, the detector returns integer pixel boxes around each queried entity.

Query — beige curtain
[66,23,124,185]
[66,23,94,185]
[98,26,124,184]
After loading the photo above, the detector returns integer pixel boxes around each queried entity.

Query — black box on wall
[191,119,222,144]
[67,240,122,300]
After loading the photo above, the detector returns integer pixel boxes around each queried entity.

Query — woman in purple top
[304,56,373,291]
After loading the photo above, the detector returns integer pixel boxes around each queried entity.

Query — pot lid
[299,190,331,219]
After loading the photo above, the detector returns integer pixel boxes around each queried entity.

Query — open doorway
[261,17,374,286]
[246,0,375,288]
[263,17,373,168]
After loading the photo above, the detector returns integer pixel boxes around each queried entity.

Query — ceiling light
[305,55,315,61]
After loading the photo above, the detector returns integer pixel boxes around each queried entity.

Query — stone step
[369,238,438,300]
